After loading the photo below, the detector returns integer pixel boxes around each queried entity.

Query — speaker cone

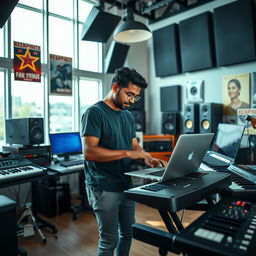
[164,122,174,132]
[185,120,193,129]
[201,120,210,130]
[31,127,43,143]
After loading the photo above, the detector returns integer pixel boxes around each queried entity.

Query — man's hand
[144,158,168,168]
[126,150,154,163]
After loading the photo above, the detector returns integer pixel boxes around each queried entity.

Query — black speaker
[5,117,44,145]
[81,6,121,43]
[199,103,223,133]
[161,112,180,135]
[130,110,145,133]
[129,90,145,111]
[183,103,199,133]
[0,0,19,28]
[104,41,130,73]
[0,195,17,255]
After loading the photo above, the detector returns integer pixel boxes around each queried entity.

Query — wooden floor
[19,203,203,256]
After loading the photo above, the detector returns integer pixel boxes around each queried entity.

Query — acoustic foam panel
[153,24,181,77]
[81,7,121,43]
[104,41,129,73]
[0,0,19,28]
[213,0,256,66]
[179,11,215,72]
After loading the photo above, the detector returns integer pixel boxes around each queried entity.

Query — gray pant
[86,187,135,256]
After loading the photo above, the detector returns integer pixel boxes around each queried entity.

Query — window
[49,0,73,18]
[79,78,101,118]
[0,28,4,57]
[0,71,5,144]
[79,24,102,72]
[18,0,42,9]
[49,16,73,58]
[49,95,73,133]
[11,73,44,118]
[11,7,43,58]
[79,0,93,22]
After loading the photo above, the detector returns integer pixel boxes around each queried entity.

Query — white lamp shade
[113,21,152,43]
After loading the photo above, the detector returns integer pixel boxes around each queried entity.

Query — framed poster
[222,73,250,124]
[50,54,72,96]
[13,41,41,82]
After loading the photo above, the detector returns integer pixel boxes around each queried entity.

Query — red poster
[13,41,41,82]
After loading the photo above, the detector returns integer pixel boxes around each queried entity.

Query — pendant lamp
[113,6,152,43]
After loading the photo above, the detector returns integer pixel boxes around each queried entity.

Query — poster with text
[237,108,256,135]
[13,41,41,82]
[50,54,72,96]
[222,73,250,124]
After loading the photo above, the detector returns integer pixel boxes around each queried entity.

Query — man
[81,67,167,256]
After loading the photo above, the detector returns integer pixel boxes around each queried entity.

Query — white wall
[146,0,256,134]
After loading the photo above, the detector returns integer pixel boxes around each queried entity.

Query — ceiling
[100,0,217,22]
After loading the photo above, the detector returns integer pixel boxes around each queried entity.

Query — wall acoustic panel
[213,0,256,66]
[153,24,181,77]
[179,12,215,72]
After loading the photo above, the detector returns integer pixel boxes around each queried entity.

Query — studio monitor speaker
[0,195,17,255]
[6,117,44,145]
[81,6,121,42]
[0,0,19,28]
[161,112,180,135]
[199,103,223,133]
[104,41,130,73]
[183,103,199,133]
[130,110,145,133]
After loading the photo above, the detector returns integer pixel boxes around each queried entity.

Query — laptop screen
[211,123,244,160]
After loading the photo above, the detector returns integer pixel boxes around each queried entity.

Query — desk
[125,172,231,255]
[42,161,90,220]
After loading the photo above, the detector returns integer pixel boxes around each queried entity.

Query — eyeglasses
[124,91,141,102]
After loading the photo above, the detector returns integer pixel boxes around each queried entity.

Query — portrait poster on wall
[222,73,250,124]
[237,108,256,135]
[252,72,256,106]
[13,41,41,82]
[49,54,72,96]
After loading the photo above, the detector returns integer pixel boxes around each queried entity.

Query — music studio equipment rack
[143,135,176,161]
[174,198,256,256]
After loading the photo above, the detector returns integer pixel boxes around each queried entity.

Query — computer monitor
[211,123,245,160]
[49,132,82,160]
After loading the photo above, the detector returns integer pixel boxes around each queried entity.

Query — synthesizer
[0,155,45,185]
[174,198,256,256]
[200,163,256,201]
[125,172,231,212]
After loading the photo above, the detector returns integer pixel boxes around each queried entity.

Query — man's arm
[82,135,154,163]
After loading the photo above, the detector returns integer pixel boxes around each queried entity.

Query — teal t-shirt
[81,101,136,192]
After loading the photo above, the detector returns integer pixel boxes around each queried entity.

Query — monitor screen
[49,132,82,158]
[211,123,244,160]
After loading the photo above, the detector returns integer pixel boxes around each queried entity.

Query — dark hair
[228,79,241,89]
[112,67,148,89]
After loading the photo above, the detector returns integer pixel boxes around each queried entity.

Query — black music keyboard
[59,159,84,171]
[200,163,256,202]
[125,172,231,212]
[0,156,45,184]
[174,198,256,256]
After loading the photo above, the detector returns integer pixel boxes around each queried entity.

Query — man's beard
[115,90,132,110]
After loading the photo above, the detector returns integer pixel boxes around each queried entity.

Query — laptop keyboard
[203,155,229,167]
[60,159,84,167]
[146,170,165,177]
[141,172,207,192]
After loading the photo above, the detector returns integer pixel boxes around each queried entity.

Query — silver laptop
[203,123,245,167]
[125,133,214,182]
